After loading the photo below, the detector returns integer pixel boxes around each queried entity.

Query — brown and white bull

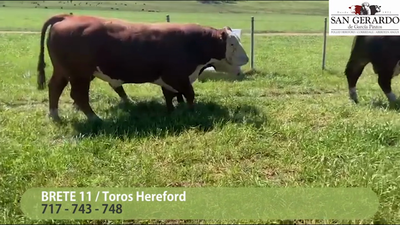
[345,36,400,104]
[36,14,249,122]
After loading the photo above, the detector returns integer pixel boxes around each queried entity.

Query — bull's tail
[37,14,71,90]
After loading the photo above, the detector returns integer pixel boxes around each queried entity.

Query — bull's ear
[220,30,228,40]
[224,26,232,31]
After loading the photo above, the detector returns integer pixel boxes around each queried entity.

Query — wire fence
[164,14,328,72]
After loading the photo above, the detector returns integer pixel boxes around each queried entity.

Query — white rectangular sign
[329,0,400,36]
[205,28,242,72]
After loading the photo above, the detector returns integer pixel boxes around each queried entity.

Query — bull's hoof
[187,104,195,112]
[166,106,175,114]
[349,96,359,104]
[167,109,175,114]
[388,101,397,109]
[176,95,185,103]
[121,97,133,105]
[87,115,103,124]
[121,96,133,104]
[49,115,65,125]
[48,109,63,124]
[38,84,45,90]
[51,116,63,123]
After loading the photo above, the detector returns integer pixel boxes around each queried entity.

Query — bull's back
[362,36,400,61]
[46,16,211,82]
[100,22,210,65]
[48,16,106,57]
[49,16,207,59]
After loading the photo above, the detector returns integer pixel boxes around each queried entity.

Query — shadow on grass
[371,98,400,112]
[197,70,256,82]
[71,99,266,138]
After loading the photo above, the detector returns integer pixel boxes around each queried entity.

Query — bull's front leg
[377,72,396,103]
[176,78,196,111]
[164,88,185,104]
[110,85,132,104]
[161,76,196,111]
[161,87,186,113]
[161,87,176,113]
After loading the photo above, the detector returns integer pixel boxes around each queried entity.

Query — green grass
[0,1,328,33]
[2,1,400,225]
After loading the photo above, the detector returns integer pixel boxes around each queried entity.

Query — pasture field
[0,1,328,33]
[1,1,400,225]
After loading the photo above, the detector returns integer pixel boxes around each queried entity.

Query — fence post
[251,16,254,70]
[166,14,170,22]
[322,17,327,70]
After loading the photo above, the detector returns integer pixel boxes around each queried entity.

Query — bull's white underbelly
[151,58,218,93]
[92,58,219,93]
[93,66,124,88]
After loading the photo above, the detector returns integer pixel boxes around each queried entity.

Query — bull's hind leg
[110,85,132,104]
[344,59,369,103]
[48,70,69,122]
[73,75,95,110]
[74,77,132,109]
[176,94,185,103]
[182,84,195,110]
[377,70,397,103]
[69,76,101,121]
[172,78,196,110]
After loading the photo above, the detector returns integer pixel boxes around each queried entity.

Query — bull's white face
[223,28,249,67]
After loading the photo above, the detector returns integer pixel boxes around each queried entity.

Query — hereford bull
[36,14,249,122]
[345,35,400,104]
